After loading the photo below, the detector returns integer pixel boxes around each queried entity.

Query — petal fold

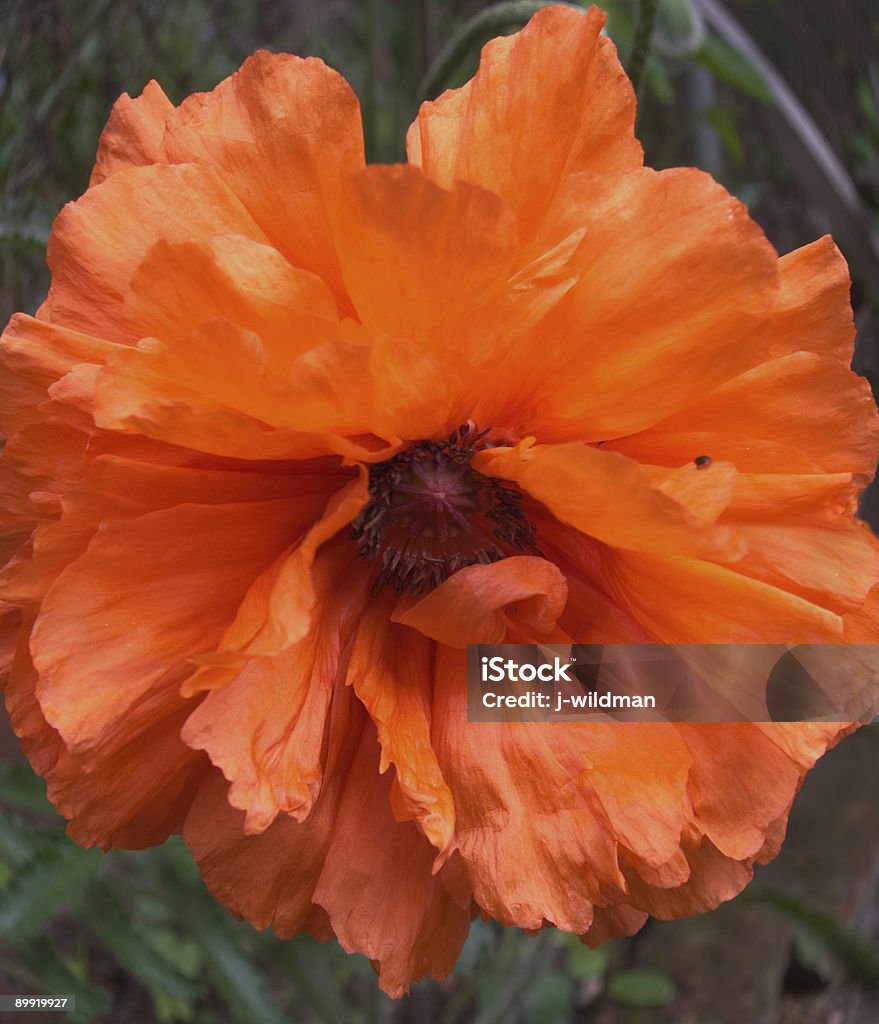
[407,5,641,238]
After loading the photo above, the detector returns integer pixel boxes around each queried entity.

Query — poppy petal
[475,442,743,560]
[89,80,175,186]
[393,556,568,646]
[431,647,694,931]
[41,164,266,344]
[773,236,856,362]
[93,320,389,460]
[517,168,778,439]
[603,550,842,643]
[312,722,470,997]
[184,683,368,936]
[6,620,206,849]
[161,52,365,303]
[181,543,370,833]
[345,594,456,859]
[334,164,518,335]
[31,497,327,752]
[407,5,640,238]
[611,352,879,473]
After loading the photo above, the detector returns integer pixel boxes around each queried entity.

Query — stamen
[351,425,540,596]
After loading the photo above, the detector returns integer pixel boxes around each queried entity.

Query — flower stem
[629,0,660,97]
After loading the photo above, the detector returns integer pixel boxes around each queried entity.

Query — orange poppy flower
[1,3,878,996]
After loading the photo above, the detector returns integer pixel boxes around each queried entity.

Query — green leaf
[0,839,101,940]
[0,200,53,252]
[15,936,111,1024]
[566,941,608,981]
[607,968,676,1008]
[153,989,198,1024]
[181,900,287,1024]
[791,923,836,984]
[0,814,40,868]
[705,104,744,163]
[525,974,574,1024]
[0,763,56,816]
[82,882,203,1004]
[695,35,770,103]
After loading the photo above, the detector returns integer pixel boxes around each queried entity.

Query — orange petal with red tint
[161,52,365,304]
[335,164,518,337]
[773,236,856,362]
[393,555,568,646]
[181,544,370,833]
[475,442,742,560]
[93,320,391,461]
[89,80,174,187]
[520,168,778,439]
[32,497,326,752]
[184,684,368,936]
[346,594,455,859]
[7,620,206,849]
[41,164,266,344]
[430,670,623,935]
[603,549,842,643]
[611,352,879,473]
[122,234,340,354]
[407,5,641,239]
[312,723,470,997]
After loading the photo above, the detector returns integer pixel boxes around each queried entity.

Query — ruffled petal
[184,682,368,937]
[773,236,856,362]
[345,593,455,859]
[312,722,470,997]
[3,452,343,609]
[6,619,206,849]
[336,165,518,336]
[183,477,368,686]
[31,497,327,752]
[41,164,266,344]
[92,320,391,461]
[611,352,879,473]
[393,556,568,646]
[161,52,365,303]
[0,315,114,435]
[602,549,843,643]
[407,5,640,238]
[516,168,778,439]
[181,543,370,833]
[475,442,743,560]
[122,234,340,352]
[89,80,175,186]
[431,647,694,932]
[720,519,879,614]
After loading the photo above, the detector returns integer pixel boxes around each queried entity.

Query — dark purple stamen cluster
[351,423,540,596]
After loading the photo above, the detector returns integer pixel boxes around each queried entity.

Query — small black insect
[694,455,712,469]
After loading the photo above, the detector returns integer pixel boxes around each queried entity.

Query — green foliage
[0,759,609,1023]
[0,763,331,1023]
[742,886,879,989]
[606,967,677,1008]
[694,34,770,103]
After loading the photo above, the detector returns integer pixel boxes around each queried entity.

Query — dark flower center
[351,423,540,596]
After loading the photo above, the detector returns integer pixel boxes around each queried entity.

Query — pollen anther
[351,425,540,595]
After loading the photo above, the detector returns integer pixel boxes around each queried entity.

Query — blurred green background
[1,1,879,1022]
